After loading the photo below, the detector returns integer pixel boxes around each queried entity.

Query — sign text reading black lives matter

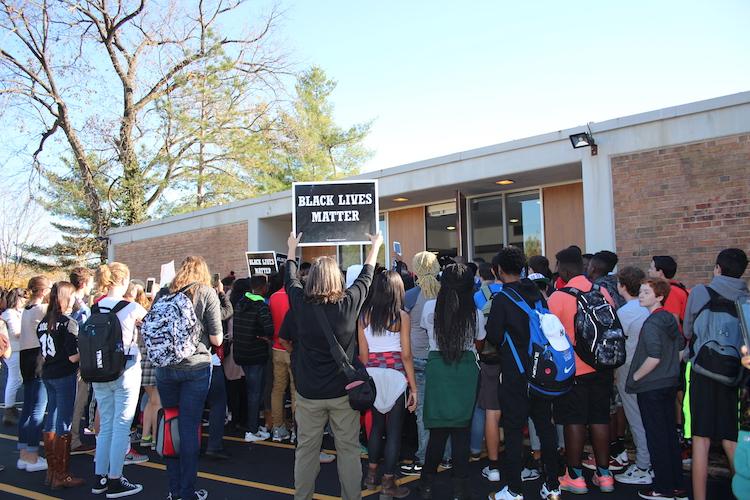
[293,181,379,246]
[245,251,278,277]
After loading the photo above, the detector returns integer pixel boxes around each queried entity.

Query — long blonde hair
[27,275,50,301]
[304,256,345,304]
[412,251,441,299]
[170,256,211,295]
[96,262,130,293]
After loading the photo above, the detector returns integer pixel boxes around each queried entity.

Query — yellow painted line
[0,482,61,500]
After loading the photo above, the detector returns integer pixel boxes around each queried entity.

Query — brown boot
[51,434,84,489]
[42,431,56,486]
[381,474,410,498]
[364,466,379,489]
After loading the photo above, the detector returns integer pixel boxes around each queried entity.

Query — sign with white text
[245,251,278,277]
[292,180,379,246]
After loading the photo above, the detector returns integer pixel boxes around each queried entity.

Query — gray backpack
[689,287,744,386]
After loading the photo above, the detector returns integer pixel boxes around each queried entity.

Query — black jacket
[285,259,373,400]
[232,293,273,366]
[485,279,546,383]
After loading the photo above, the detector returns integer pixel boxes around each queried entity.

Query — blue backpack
[501,289,576,398]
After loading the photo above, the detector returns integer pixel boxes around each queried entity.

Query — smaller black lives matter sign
[246,251,278,276]
[293,180,379,246]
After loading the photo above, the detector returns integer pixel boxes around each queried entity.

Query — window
[470,196,504,262]
[505,191,542,256]
[426,202,457,260]
[338,214,388,268]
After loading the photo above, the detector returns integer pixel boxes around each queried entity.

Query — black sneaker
[92,474,108,494]
[399,461,423,476]
[440,458,453,470]
[106,476,143,498]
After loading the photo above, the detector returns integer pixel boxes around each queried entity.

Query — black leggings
[423,426,470,479]
[368,394,405,474]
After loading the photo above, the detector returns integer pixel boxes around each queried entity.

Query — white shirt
[364,324,403,353]
[96,297,147,356]
[420,299,486,352]
[1,308,23,352]
[20,303,47,351]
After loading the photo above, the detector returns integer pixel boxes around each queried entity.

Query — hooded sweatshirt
[684,274,750,342]
[625,309,682,394]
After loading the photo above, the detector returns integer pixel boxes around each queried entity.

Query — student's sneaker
[272,426,290,442]
[16,458,26,470]
[84,427,96,435]
[92,474,109,494]
[470,452,482,462]
[399,461,423,476]
[558,471,588,494]
[124,448,149,465]
[481,466,500,482]
[582,450,628,472]
[289,429,296,444]
[672,489,688,500]
[439,458,453,470]
[105,476,143,498]
[521,466,540,482]
[23,457,48,472]
[637,489,674,500]
[540,482,562,500]
[71,442,97,454]
[244,431,269,442]
[193,490,208,500]
[593,472,615,493]
[139,436,154,449]
[615,464,653,485]
[129,430,142,443]
[319,452,336,464]
[259,425,269,434]
[487,486,522,500]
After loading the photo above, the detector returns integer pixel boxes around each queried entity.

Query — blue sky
[253,0,750,172]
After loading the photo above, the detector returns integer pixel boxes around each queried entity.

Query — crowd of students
[0,236,748,500]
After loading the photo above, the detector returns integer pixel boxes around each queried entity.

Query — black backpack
[79,301,130,383]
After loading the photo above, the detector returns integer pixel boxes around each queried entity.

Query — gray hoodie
[626,310,682,394]
[684,275,750,341]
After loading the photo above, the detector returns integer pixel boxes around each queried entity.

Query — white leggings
[4,352,22,408]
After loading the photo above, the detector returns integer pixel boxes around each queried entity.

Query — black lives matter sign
[245,251,278,276]
[292,180,379,246]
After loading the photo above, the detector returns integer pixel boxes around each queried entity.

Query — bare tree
[0,0,285,240]
[0,187,45,288]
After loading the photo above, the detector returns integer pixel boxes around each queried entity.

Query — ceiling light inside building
[509,218,519,223]
[393,197,409,202]
[446,226,456,230]
[495,179,514,185]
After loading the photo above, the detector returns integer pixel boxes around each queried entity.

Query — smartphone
[393,241,402,255]
[737,297,750,349]
[212,273,221,288]
[145,277,155,294]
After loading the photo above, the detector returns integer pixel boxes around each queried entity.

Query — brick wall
[612,133,750,287]
[113,222,249,283]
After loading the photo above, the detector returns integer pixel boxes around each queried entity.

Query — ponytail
[96,262,129,293]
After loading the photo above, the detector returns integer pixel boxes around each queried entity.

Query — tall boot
[42,431,56,486]
[51,433,84,489]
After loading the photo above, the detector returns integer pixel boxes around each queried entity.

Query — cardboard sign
[292,180,379,246]
[246,251,278,276]
[275,253,288,269]
[160,260,176,286]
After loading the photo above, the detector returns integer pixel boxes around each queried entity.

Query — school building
[108,92,750,287]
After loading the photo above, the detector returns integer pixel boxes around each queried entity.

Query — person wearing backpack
[684,248,749,500]
[232,274,274,443]
[149,256,223,500]
[486,247,563,500]
[548,246,618,494]
[625,278,686,500]
[90,263,147,498]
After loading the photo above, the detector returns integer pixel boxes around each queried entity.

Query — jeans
[241,364,266,433]
[43,374,77,434]
[157,365,211,500]
[93,359,141,478]
[368,393,406,475]
[206,365,227,452]
[4,351,22,408]
[470,404,485,454]
[18,377,48,452]
[638,387,684,494]
[414,358,450,463]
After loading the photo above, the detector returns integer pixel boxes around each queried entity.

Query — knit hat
[412,251,441,299]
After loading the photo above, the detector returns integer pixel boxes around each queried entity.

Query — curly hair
[434,263,476,364]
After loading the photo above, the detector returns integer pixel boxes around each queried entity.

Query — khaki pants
[71,372,90,447]
[271,349,296,428]
[294,393,361,500]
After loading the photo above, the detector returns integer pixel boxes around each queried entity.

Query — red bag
[155,407,201,458]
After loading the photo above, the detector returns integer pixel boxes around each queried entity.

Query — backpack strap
[91,300,130,315]
[500,288,535,317]
[480,285,492,302]
[503,332,526,375]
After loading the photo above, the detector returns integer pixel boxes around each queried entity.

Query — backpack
[500,288,576,398]
[689,287,745,386]
[478,284,501,364]
[141,284,200,368]
[79,301,131,383]
[560,284,626,370]
[155,407,200,458]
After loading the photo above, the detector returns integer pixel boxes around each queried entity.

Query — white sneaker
[482,466,501,482]
[194,489,208,500]
[258,425,269,434]
[272,426,290,442]
[521,467,541,482]
[488,486,523,500]
[16,458,27,470]
[614,464,653,485]
[540,482,561,499]
[25,457,48,472]
[244,431,268,442]
[319,452,336,464]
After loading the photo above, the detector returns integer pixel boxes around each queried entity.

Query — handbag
[313,307,376,411]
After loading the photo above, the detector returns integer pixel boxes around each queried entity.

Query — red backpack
[155,407,201,458]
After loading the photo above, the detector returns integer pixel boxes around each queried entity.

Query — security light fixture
[495,179,514,185]
[393,197,409,202]
[446,226,456,230]
[569,131,598,155]
[509,218,519,224]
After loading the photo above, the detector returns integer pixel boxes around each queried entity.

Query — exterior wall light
[569,132,598,156]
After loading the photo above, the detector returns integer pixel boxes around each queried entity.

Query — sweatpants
[616,363,650,469]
